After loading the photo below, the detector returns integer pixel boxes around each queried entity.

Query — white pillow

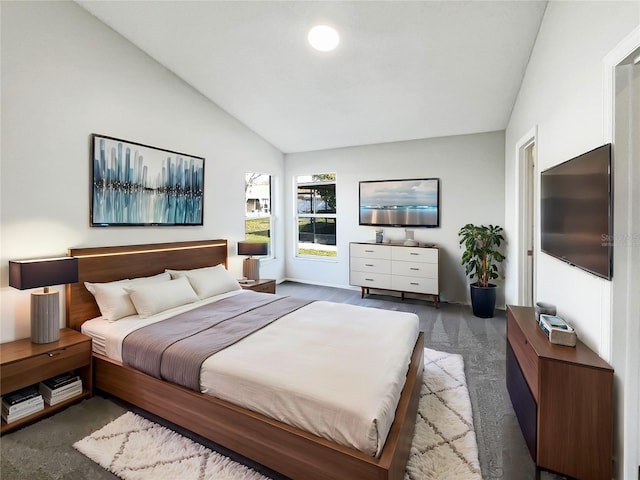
[84,272,171,321]
[167,265,241,299]
[125,276,199,318]
[128,272,171,284]
[165,265,219,279]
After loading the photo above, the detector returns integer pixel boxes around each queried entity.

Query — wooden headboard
[66,240,228,331]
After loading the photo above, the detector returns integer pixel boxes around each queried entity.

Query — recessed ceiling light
[307,25,340,52]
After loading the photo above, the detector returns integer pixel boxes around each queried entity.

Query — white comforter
[81,290,420,457]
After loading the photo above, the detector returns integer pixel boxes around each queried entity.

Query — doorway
[523,142,535,306]
[516,128,537,306]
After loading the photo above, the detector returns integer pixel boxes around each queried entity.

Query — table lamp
[237,241,268,281]
[9,257,79,343]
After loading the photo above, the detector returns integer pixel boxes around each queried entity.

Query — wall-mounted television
[540,143,612,280]
[359,178,440,228]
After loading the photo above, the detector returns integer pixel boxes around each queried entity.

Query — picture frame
[90,134,205,227]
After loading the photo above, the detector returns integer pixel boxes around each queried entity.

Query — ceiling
[77,1,547,154]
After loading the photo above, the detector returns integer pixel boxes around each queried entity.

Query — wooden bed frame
[66,239,424,480]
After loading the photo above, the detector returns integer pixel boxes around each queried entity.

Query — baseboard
[279,279,508,312]
[280,277,356,291]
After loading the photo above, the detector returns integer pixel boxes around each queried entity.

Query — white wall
[285,131,505,305]
[0,1,285,342]
[505,0,638,356]
[504,2,640,478]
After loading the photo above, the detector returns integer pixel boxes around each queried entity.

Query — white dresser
[349,242,440,307]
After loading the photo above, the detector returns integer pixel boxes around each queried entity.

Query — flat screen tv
[540,143,612,280]
[359,178,440,228]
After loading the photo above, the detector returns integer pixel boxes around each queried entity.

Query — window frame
[295,174,337,259]
[244,172,273,259]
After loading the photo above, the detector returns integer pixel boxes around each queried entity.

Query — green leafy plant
[458,224,505,288]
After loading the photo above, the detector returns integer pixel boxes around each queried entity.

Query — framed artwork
[90,134,205,226]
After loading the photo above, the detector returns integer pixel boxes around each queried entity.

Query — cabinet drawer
[506,343,537,459]
[350,257,391,274]
[1,341,91,393]
[392,276,438,295]
[507,315,539,401]
[392,261,437,278]
[251,282,275,294]
[350,271,392,289]
[392,246,437,263]
[240,280,275,294]
[350,243,390,260]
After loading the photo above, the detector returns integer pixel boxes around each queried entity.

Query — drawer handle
[365,250,374,253]
[410,267,420,271]
[410,282,420,286]
[410,252,419,256]
[48,351,63,357]
[365,278,375,282]
[365,264,374,267]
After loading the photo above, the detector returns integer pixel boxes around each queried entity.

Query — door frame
[514,126,538,306]
[603,24,640,480]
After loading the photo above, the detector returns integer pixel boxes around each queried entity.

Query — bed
[66,239,424,480]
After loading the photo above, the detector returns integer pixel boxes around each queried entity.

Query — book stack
[1,385,44,424]
[39,372,82,406]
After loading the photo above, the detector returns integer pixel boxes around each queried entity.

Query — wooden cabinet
[349,242,439,307]
[506,306,613,480]
[0,328,92,434]
[240,278,276,294]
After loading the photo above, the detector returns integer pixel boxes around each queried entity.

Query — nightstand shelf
[240,278,276,294]
[0,328,92,434]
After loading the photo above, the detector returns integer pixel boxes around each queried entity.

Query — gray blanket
[122,291,312,390]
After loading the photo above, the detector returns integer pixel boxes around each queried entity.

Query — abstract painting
[91,134,205,226]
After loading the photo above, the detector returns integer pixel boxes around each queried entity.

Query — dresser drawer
[391,276,438,295]
[1,341,91,393]
[350,257,391,274]
[350,243,391,260]
[350,271,392,290]
[392,246,438,263]
[240,279,276,294]
[507,315,539,401]
[391,261,437,278]
[250,282,275,294]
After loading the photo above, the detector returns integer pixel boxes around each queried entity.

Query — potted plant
[458,224,505,318]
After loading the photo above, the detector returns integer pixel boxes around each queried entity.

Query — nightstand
[240,278,276,294]
[0,328,92,434]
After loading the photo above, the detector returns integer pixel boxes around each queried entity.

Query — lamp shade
[237,242,268,257]
[9,257,79,290]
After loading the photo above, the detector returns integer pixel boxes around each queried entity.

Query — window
[245,173,272,254]
[296,174,336,257]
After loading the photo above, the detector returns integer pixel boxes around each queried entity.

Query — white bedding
[81,290,419,457]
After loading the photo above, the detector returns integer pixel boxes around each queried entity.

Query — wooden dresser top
[507,305,612,371]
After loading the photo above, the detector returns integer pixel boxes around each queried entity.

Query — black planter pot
[470,283,497,318]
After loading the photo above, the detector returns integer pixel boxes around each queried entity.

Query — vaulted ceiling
[77,1,547,153]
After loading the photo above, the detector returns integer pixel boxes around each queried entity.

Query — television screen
[359,178,440,228]
[540,143,612,280]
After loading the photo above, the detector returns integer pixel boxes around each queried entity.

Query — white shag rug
[74,348,481,480]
